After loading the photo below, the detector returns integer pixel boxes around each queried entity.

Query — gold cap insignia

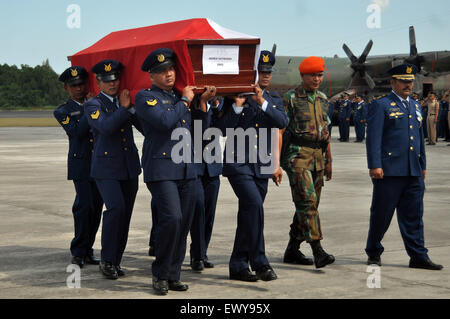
[146,99,158,106]
[406,66,413,74]
[70,68,78,77]
[262,54,270,63]
[61,116,70,125]
[104,64,112,72]
[90,110,100,120]
[157,54,165,63]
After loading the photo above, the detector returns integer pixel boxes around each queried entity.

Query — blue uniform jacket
[338,100,352,119]
[192,101,224,178]
[54,99,94,181]
[366,92,426,176]
[328,102,334,120]
[216,90,288,179]
[354,101,368,121]
[84,93,142,180]
[135,85,197,182]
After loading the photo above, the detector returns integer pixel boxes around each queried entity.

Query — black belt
[291,136,323,149]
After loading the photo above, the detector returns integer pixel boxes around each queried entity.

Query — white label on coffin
[202,45,239,75]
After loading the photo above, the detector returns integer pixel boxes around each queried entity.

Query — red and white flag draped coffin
[70,18,261,101]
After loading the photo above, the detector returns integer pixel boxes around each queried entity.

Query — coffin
[69,19,260,101]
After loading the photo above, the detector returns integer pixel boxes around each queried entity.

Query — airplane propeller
[342,40,376,90]
[404,26,425,73]
[271,43,277,56]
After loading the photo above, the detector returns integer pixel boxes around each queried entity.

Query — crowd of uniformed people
[330,89,450,146]
[54,46,443,295]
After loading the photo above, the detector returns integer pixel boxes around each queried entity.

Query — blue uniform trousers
[71,180,103,258]
[339,118,350,141]
[95,178,138,265]
[365,176,429,260]
[228,175,270,274]
[354,118,366,141]
[147,179,196,281]
[190,175,220,261]
[149,199,158,248]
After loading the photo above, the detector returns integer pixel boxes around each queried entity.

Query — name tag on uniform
[161,100,171,104]
[70,111,81,116]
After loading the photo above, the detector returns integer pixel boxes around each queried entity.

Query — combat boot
[283,238,313,265]
[310,240,335,269]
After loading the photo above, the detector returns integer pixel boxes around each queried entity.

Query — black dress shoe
[255,266,277,281]
[203,260,214,268]
[367,256,381,266]
[168,280,189,291]
[148,246,155,257]
[115,265,125,276]
[85,254,100,265]
[229,268,258,282]
[71,256,85,268]
[153,278,169,295]
[283,249,314,265]
[409,258,443,270]
[99,261,118,280]
[191,260,204,271]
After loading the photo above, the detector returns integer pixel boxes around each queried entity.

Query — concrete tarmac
[0,127,449,299]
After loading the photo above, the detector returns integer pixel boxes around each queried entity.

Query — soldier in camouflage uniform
[273,56,335,268]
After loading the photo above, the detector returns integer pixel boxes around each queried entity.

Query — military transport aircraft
[269,26,450,100]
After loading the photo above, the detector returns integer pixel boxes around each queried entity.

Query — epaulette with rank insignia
[373,94,387,100]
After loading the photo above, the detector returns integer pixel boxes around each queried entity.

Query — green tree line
[0,60,66,109]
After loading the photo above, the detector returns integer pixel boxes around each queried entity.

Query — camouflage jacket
[281,86,330,172]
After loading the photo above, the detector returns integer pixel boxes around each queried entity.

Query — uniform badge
[104,64,112,72]
[90,110,100,120]
[416,109,422,122]
[262,54,270,63]
[146,99,158,106]
[390,102,396,106]
[157,54,165,63]
[70,68,78,77]
[406,66,413,74]
[61,116,70,125]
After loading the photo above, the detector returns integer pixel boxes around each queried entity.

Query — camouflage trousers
[286,168,324,243]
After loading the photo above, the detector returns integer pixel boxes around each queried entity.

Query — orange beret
[299,56,325,74]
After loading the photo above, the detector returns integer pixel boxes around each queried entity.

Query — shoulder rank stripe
[146,99,158,106]
[90,110,100,120]
[61,116,70,125]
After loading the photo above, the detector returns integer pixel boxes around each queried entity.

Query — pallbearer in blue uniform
[353,95,367,142]
[189,97,223,271]
[338,93,351,141]
[135,48,217,295]
[217,50,288,282]
[54,66,103,268]
[365,63,443,270]
[84,59,143,279]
